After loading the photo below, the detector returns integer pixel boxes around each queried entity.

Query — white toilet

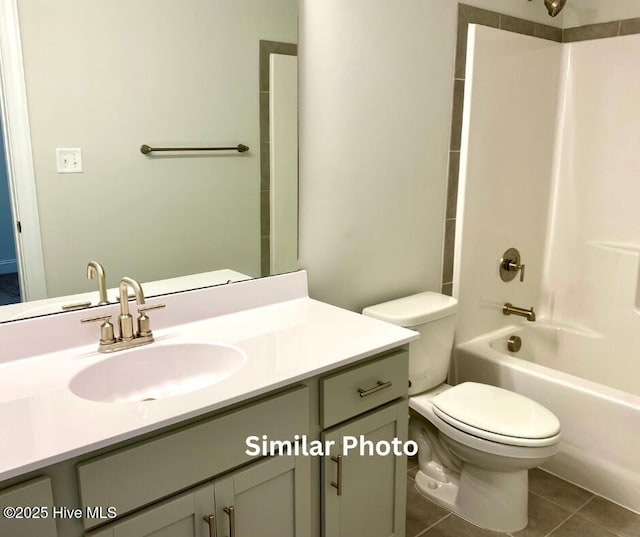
[363,292,561,533]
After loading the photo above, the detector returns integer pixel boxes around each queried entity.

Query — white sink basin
[69,342,246,403]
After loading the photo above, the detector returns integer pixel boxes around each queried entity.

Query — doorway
[0,118,20,305]
[0,0,47,304]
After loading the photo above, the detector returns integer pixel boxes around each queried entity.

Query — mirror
[0,0,298,322]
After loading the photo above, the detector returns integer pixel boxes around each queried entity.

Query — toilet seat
[431,382,560,448]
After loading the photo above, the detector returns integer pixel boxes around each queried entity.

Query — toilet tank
[363,292,457,395]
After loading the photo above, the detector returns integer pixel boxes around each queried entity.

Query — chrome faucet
[503,303,536,322]
[87,260,109,305]
[60,260,110,311]
[118,277,145,341]
[81,277,165,353]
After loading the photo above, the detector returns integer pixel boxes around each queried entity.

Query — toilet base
[414,465,528,533]
[414,468,459,510]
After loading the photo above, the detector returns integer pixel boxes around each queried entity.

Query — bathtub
[452,323,640,513]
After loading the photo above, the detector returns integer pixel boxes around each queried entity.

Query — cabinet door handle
[357,380,392,398]
[330,454,343,496]
[223,506,236,537]
[202,514,217,537]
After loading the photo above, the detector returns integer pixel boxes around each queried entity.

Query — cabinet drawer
[78,385,309,529]
[320,349,408,428]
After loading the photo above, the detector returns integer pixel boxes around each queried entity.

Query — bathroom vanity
[0,271,416,537]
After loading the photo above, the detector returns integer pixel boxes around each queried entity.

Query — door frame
[0,0,46,301]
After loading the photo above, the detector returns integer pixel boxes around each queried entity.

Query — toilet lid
[432,383,560,445]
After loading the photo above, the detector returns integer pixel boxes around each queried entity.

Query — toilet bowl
[410,382,560,532]
[363,292,561,533]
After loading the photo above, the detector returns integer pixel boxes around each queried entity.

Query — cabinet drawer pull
[223,506,236,537]
[202,514,217,537]
[357,380,392,398]
[330,454,343,496]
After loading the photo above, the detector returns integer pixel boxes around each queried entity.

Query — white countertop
[0,272,417,482]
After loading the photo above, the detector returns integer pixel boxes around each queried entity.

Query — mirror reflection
[0,0,298,321]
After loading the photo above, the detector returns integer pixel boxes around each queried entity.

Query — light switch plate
[56,148,83,173]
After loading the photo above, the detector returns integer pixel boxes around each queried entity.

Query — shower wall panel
[454,24,563,343]
[543,33,640,337]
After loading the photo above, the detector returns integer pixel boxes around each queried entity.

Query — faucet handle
[81,314,116,345]
[81,313,112,323]
[137,304,166,314]
[62,301,92,311]
[506,261,526,282]
[136,304,166,338]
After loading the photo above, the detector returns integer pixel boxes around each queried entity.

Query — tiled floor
[406,460,640,537]
[0,272,20,306]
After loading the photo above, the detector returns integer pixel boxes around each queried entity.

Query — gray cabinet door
[88,453,311,537]
[322,399,408,537]
[89,485,214,537]
[0,477,58,537]
[214,454,311,537]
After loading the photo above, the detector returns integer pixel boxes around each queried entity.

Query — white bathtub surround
[456,26,640,345]
[454,27,640,512]
[454,24,562,344]
[543,34,640,336]
[489,319,638,396]
[0,270,418,481]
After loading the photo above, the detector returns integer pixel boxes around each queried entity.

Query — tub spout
[503,303,536,322]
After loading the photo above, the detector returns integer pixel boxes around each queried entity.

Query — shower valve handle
[500,248,525,283]
[505,260,525,282]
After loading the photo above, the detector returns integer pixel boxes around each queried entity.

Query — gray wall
[297,0,560,312]
[18,0,296,297]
